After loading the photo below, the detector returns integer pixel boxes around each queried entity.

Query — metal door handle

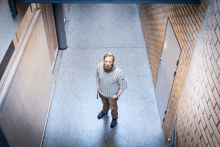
[159,58,163,65]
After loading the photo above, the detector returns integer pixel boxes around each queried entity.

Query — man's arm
[117,88,124,97]
[111,88,124,99]
[96,77,100,92]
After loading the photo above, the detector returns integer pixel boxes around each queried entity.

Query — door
[155,19,181,125]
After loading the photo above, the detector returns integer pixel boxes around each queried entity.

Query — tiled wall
[140,0,220,145]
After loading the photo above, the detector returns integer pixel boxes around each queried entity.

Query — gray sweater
[96,62,127,98]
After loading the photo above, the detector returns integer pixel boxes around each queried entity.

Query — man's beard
[103,63,113,73]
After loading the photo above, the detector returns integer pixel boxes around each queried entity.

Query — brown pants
[99,93,118,119]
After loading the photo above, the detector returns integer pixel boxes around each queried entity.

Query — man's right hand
[97,85,100,92]
[96,77,100,92]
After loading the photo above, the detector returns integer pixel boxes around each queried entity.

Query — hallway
[42,4,165,147]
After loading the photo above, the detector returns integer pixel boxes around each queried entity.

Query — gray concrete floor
[42,4,165,147]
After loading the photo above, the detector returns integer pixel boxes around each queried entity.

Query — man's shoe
[110,118,117,128]
[97,111,107,119]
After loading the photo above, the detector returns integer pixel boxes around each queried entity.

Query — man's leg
[99,93,109,113]
[109,98,118,119]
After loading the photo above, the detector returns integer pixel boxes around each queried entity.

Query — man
[96,53,127,128]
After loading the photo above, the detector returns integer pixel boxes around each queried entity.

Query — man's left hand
[111,95,118,99]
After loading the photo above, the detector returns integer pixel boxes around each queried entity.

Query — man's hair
[103,53,115,63]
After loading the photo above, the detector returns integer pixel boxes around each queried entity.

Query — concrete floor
[42,4,165,147]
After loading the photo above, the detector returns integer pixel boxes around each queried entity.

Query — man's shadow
[100,114,117,147]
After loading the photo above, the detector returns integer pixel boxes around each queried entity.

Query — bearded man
[96,53,127,128]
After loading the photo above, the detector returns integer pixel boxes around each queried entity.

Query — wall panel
[0,9,55,147]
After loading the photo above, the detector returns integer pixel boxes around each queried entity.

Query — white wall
[63,4,72,23]
[0,0,27,63]
[0,9,55,147]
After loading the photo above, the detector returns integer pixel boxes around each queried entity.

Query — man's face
[103,56,114,72]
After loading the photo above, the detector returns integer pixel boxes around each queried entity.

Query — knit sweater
[96,62,127,98]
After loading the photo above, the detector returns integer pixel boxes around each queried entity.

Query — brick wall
[171,0,220,146]
[140,0,207,141]
[140,0,220,145]
[140,2,207,89]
